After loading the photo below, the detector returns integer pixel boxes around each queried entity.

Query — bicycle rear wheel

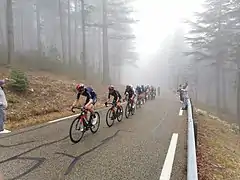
[69,117,84,143]
[90,112,100,133]
[106,108,115,127]
[131,103,136,115]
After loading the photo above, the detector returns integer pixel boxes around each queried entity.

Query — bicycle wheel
[90,112,100,133]
[117,105,123,122]
[125,103,130,119]
[138,99,141,108]
[131,103,136,115]
[69,117,84,143]
[106,108,115,127]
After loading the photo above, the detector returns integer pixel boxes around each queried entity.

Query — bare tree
[6,0,14,65]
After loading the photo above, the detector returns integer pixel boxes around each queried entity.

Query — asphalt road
[0,95,187,180]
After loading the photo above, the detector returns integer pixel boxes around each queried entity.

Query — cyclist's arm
[124,91,128,100]
[133,89,137,98]
[124,89,128,95]
[72,92,81,107]
[107,92,111,101]
[117,91,122,100]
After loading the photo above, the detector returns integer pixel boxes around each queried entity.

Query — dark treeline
[0,0,138,84]
[185,0,240,123]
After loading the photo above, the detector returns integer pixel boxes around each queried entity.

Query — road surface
[0,95,187,180]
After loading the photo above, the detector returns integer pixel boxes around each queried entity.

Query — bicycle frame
[77,109,88,126]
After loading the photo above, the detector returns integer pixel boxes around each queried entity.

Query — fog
[1,0,240,124]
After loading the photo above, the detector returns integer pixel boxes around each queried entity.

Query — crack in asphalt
[56,130,120,175]
[0,140,35,148]
[55,130,134,175]
[0,129,132,179]
[0,136,69,164]
[8,157,46,180]
[0,136,69,180]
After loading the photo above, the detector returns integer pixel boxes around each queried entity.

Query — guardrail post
[187,98,198,180]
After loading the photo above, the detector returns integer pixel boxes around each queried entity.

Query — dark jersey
[77,87,97,105]
[108,90,121,100]
[136,86,142,94]
[124,87,135,98]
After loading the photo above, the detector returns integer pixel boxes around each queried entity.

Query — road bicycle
[105,102,123,127]
[136,95,142,109]
[69,107,100,143]
[124,97,136,119]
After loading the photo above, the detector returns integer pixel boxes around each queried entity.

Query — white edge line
[47,106,110,124]
[47,114,79,124]
[179,108,183,116]
[159,133,179,180]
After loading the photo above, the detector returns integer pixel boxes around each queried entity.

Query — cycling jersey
[136,86,142,94]
[124,87,136,99]
[77,87,97,105]
[108,90,122,101]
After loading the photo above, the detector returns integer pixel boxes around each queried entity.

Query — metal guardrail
[187,98,198,180]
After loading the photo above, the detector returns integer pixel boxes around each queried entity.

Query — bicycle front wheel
[125,104,130,119]
[106,108,115,127]
[69,117,84,143]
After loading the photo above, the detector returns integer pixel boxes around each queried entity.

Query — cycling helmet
[108,85,114,91]
[76,83,85,91]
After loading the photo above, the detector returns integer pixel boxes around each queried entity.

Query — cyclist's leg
[133,95,137,108]
[89,98,98,124]
[85,99,93,112]
[112,98,118,117]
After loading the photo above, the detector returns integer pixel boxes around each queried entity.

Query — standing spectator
[183,82,188,90]
[0,78,8,132]
[177,84,184,102]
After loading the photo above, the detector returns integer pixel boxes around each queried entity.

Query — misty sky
[121,0,204,86]
[132,0,204,59]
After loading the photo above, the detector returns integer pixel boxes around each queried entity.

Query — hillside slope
[1,68,116,130]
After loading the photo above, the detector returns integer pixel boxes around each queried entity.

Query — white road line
[179,108,183,116]
[0,129,11,134]
[159,133,179,180]
[47,106,110,124]
[47,114,79,124]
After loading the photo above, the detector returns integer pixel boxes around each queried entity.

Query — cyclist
[135,85,143,104]
[71,84,97,125]
[144,85,150,100]
[105,85,122,119]
[136,85,142,96]
[124,84,136,108]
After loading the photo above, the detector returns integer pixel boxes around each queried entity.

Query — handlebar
[104,101,122,107]
[105,102,114,107]
[71,106,86,113]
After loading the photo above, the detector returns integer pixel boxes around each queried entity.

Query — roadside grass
[196,109,240,180]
